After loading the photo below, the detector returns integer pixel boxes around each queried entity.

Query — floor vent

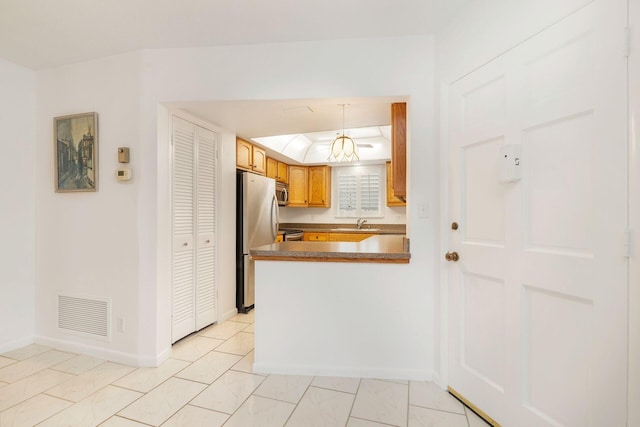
[57,293,111,341]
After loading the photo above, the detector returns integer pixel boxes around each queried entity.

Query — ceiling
[0,1,469,164]
[170,97,407,165]
[0,0,470,71]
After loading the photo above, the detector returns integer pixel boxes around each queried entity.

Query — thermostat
[499,144,521,182]
[116,168,132,181]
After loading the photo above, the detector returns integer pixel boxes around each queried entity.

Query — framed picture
[54,112,98,192]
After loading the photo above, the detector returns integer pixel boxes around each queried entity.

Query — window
[335,165,383,218]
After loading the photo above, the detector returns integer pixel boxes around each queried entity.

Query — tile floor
[0,312,490,426]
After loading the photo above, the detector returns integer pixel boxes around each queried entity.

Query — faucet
[356,218,367,229]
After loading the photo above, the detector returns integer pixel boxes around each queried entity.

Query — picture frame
[54,112,98,192]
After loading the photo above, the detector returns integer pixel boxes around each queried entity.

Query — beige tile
[347,418,390,427]
[162,405,229,427]
[117,377,206,426]
[243,323,255,333]
[170,336,224,362]
[465,406,492,427]
[215,332,254,356]
[99,416,150,426]
[51,354,106,375]
[37,385,142,427]
[45,362,135,402]
[0,393,71,427]
[312,376,360,394]
[230,350,261,375]
[113,358,189,393]
[0,350,75,383]
[175,351,241,384]
[0,356,17,369]
[286,386,355,427]
[408,405,469,427]
[223,395,294,427]
[253,374,313,404]
[190,370,265,414]
[409,381,465,414]
[229,311,254,324]
[0,369,74,411]
[2,344,51,361]
[198,321,248,340]
[351,379,408,426]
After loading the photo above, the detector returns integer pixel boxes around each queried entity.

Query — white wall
[33,36,437,369]
[279,164,407,225]
[142,36,437,366]
[0,58,35,352]
[35,52,144,363]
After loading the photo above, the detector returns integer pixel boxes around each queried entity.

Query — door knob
[445,252,459,262]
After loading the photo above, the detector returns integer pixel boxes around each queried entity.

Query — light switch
[418,203,429,218]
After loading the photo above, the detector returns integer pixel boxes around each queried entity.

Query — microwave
[276,182,289,206]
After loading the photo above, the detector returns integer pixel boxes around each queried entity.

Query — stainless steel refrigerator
[236,171,279,312]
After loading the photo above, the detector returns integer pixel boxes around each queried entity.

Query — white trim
[221,308,238,322]
[627,1,640,425]
[0,336,34,354]
[252,362,432,381]
[437,81,450,390]
[34,335,168,367]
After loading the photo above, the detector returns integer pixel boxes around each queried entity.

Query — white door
[172,117,218,343]
[446,2,628,426]
[195,126,217,330]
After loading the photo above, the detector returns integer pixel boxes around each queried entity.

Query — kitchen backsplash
[278,205,406,225]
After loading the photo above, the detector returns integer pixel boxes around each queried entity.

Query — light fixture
[328,104,359,162]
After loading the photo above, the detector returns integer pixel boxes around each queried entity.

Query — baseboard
[34,335,166,367]
[0,336,35,354]
[253,362,432,381]
[221,308,238,322]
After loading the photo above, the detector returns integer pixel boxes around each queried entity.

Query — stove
[279,228,304,241]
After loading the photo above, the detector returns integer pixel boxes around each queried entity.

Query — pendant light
[328,104,359,162]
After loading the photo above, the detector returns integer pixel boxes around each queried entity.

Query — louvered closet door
[172,117,219,343]
[172,117,196,342]
[195,126,217,330]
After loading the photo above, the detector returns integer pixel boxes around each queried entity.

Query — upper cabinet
[386,161,406,206]
[236,137,266,175]
[308,165,331,208]
[288,165,308,207]
[391,103,406,199]
[266,157,289,183]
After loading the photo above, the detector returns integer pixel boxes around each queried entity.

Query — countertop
[250,234,410,264]
[279,223,405,235]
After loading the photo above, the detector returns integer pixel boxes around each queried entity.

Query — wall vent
[57,293,111,341]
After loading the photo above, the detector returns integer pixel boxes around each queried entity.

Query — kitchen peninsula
[251,233,421,380]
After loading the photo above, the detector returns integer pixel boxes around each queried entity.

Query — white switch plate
[418,203,429,218]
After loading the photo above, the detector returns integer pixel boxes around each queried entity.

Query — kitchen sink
[331,228,381,232]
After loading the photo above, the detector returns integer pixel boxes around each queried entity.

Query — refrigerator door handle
[270,194,279,241]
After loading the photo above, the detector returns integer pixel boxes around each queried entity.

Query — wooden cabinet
[277,161,289,183]
[328,233,373,242]
[288,165,308,207]
[266,157,278,180]
[386,161,406,206]
[391,102,406,199]
[236,137,266,175]
[266,157,289,183]
[308,165,331,208]
[303,232,328,241]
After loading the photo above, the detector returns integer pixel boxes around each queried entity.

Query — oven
[280,228,303,241]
